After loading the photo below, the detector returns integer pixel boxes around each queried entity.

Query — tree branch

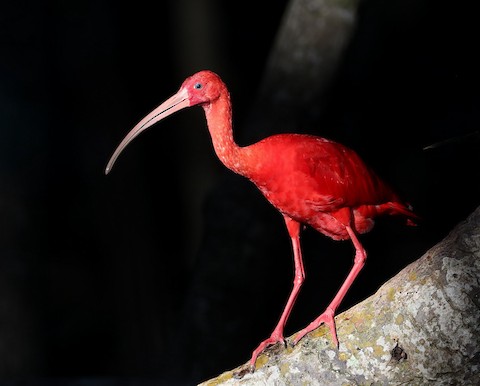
[200,205,480,385]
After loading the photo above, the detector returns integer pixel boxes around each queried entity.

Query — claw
[249,335,286,369]
[293,308,338,347]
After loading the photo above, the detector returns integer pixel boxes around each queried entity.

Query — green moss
[255,353,269,369]
[395,314,405,324]
[202,370,233,385]
[387,287,396,302]
[311,324,330,339]
[373,344,386,357]
[340,319,356,335]
[339,351,350,362]
[280,362,290,376]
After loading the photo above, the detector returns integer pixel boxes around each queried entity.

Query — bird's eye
[194,82,203,89]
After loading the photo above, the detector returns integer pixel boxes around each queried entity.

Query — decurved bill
[105,88,190,174]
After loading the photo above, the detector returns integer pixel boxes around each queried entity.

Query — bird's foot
[248,333,286,370]
[293,307,339,347]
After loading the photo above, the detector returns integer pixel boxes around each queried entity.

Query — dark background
[1,0,479,385]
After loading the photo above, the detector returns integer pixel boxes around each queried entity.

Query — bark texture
[200,205,480,385]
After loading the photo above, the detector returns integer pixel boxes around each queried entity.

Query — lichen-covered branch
[200,205,480,385]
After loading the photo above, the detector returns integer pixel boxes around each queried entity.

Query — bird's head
[181,70,226,107]
[105,70,226,174]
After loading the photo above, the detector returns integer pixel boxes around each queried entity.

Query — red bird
[106,70,417,371]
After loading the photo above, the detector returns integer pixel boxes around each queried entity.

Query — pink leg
[293,225,366,347]
[249,216,304,369]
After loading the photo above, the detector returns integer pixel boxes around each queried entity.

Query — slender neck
[202,93,246,175]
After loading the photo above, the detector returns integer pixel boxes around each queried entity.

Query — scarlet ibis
[106,70,417,370]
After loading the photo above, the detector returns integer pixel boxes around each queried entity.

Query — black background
[1,0,479,384]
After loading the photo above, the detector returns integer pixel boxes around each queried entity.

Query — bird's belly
[257,183,375,241]
[308,213,351,240]
[258,185,350,240]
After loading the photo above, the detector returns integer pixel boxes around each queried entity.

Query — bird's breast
[253,174,341,219]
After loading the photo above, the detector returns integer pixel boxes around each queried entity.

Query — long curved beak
[105,88,190,174]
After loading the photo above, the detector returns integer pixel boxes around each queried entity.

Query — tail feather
[388,202,420,226]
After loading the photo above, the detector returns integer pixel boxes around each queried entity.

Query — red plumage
[245,133,412,240]
[106,70,417,371]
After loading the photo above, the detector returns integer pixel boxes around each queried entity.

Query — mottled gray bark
[200,205,480,385]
